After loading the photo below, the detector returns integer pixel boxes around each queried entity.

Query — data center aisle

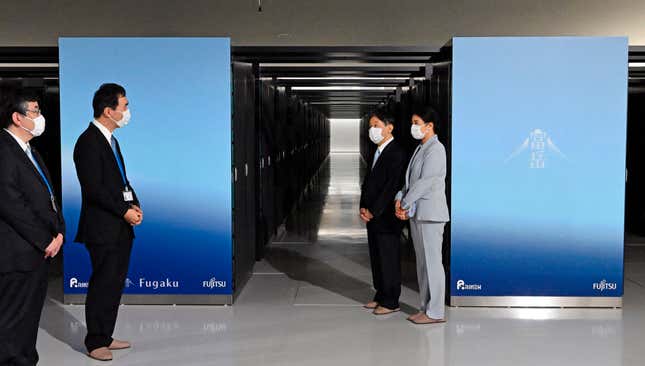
[251,152,419,308]
[36,153,645,366]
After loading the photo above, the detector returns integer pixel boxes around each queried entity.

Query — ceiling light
[260,63,425,68]
[292,86,396,91]
[0,63,58,67]
[276,76,425,81]
[310,102,374,105]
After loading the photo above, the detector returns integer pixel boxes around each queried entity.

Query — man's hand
[44,233,64,258]
[124,208,143,226]
[360,208,374,223]
[395,200,409,221]
[396,210,410,221]
[360,208,369,223]
[132,205,144,224]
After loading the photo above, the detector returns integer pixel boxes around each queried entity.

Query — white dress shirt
[378,136,394,154]
[372,137,394,168]
[4,128,29,151]
[92,120,113,144]
[3,128,38,166]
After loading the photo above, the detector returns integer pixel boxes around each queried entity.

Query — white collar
[92,120,113,144]
[3,128,30,152]
[378,137,394,153]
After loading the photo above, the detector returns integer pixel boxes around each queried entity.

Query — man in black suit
[360,110,406,315]
[73,83,143,361]
[0,83,65,366]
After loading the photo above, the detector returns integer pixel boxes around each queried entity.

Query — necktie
[372,149,381,169]
[111,137,127,186]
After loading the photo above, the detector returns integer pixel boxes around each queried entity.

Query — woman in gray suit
[395,106,449,325]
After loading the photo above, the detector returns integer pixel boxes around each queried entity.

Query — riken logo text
[456,279,482,291]
[69,277,88,288]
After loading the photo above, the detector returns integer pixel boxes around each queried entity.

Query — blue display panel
[451,37,627,297]
[60,38,232,295]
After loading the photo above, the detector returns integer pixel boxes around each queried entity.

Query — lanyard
[27,148,58,213]
[111,137,128,186]
[28,148,53,196]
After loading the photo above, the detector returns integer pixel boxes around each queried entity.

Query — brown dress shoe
[363,301,379,309]
[109,339,131,350]
[407,312,425,322]
[411,314,446,324]
[88,347,113,361]
[373,306,400,315]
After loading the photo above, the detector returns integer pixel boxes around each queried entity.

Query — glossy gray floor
[38,153,645,366]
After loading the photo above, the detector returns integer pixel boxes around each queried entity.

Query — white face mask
[110,109,131,128]
[411,124,426,140]
[369,127,384,144]
[21,115,46,137]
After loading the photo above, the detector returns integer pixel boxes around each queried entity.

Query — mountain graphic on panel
[504,128,568,168]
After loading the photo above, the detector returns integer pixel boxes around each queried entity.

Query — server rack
[252,78,330,258]
[232,62,257,299]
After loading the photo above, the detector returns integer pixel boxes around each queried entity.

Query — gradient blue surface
[59,38,233,295]
[450,37,627,297]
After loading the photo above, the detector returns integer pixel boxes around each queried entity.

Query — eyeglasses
[23,109,42,116]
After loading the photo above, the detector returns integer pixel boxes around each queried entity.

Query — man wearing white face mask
[395,106,449,325]
[0,83,65,365]
[72,83,142,361]
[360,110,406,315]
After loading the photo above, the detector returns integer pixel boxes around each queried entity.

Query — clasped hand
[124,205,144,226]
[360,208,374,223]
[44,233,64,259]
[395,200,409,221]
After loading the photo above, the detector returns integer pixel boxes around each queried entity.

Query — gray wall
[1,0,644,47]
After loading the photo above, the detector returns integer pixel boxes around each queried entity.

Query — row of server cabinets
[232,63,330,296]
[359,58,453,298]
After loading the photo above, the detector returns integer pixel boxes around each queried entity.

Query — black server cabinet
[232,62,256,298]
[626,86,645,234]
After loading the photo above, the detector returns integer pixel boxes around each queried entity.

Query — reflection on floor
[38,153,645,365]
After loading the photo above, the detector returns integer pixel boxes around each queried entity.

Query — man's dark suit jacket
[360,140,407,233]
[73,123,139,245]
[0,130,65,272]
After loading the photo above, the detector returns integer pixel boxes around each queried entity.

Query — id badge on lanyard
[123,186,134,202]
[50,195,58,213]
